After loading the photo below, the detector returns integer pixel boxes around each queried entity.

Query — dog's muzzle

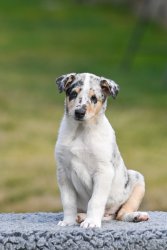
[75,106,86,120]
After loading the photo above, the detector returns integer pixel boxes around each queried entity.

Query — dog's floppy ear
[100,77,119,99]
[56,73,76,93]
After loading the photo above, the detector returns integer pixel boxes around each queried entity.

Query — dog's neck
[59,112,109,146]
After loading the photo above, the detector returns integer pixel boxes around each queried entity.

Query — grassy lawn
[0,0,167,212]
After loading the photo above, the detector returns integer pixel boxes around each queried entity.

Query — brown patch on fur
[87,89,103,116]
[66,87,82,108]
[74,87,82,94]
[64,75,76,91]
[87,100,103,116]
[116,184,145,221]
[100,80,111,96]
[76,213,86,224]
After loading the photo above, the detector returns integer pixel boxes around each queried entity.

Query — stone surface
[0,212,167,249]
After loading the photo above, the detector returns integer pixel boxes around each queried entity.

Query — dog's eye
[69,91,78,101]
[90,95,97,104]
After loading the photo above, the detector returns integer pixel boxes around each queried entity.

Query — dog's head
[56,73,119,121]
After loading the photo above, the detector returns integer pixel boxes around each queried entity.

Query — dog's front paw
[80,218,101,228]
[57,220,76,226]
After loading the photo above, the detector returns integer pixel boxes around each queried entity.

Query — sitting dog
[55,73,149,228]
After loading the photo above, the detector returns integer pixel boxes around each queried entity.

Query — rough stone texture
[0,212,167,249]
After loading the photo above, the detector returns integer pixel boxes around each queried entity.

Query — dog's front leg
[57,169,77,226]
[81,168,114,228]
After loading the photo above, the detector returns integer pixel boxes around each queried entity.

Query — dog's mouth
[74,117,85,122]
[74,116,85,121]
[74,117,84,122]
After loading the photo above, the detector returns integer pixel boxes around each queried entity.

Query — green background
[0,0,167,212]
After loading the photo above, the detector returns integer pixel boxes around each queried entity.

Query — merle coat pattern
[55,73,149,228]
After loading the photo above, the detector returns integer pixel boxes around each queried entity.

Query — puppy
[55,73,149,228]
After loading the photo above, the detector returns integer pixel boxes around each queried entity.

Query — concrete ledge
[0,212,167,249]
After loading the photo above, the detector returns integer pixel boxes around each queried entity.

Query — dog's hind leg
[116,170,149,222]
[76,213,86,224]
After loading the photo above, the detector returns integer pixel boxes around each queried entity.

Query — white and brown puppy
[55,73,149,228]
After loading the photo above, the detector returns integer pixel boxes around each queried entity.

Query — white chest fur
[55,115,116,199]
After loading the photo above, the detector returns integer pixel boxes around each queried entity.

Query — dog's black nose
[75,108,86,120]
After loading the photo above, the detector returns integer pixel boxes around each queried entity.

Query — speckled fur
[55,73,149,228]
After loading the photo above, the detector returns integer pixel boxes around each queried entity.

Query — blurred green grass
[0,0,167,212]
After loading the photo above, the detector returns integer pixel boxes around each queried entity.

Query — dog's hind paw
[123,212,149,222]
[76,213,86,224]
[133,212,149,222]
